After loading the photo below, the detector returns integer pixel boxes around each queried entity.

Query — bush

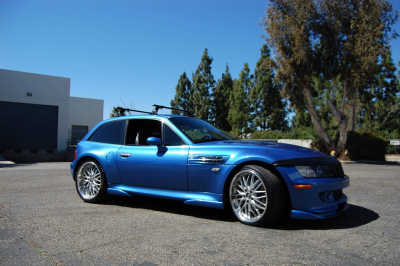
[346,131,387,161]
[374,129,400,140]
[387,143,400,154]
[250,127,317,140]
[310,139,330,155]
[252,130,285,140]
[376,130,400,154]
[221,130,240,139]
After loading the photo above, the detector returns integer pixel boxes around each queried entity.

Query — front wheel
[75,160,107,203]
[229,165,286,226]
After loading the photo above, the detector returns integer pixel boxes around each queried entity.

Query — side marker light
[294,184,313,189]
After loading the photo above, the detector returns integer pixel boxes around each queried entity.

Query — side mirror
[147,137,167,152]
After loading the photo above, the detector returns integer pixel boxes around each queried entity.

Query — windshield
[169,117,232,143]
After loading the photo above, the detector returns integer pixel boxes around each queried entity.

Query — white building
[0,69,103,152]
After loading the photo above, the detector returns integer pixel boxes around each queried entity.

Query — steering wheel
[200,134,212,140]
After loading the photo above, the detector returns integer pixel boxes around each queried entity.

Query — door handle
[120,153,131,158]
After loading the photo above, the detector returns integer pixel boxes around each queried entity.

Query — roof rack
[116,105,192,116]
[152,104,193,116]
[116,107,153,115]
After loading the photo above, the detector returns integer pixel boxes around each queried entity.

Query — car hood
[194,140,327,161]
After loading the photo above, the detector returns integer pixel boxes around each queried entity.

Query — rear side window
[89,120,126,145]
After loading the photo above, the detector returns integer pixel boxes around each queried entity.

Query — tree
[250,44,288,131]
[263,0,398,155]
[291,108,312,129]
[170,72,193,115]
[398,61,400,78]
[359,48,400,133]
[228,63,253,137]
[290,77,340,138]
[110,106,126,118]
[211,64,234,131]
[191,48,215,121]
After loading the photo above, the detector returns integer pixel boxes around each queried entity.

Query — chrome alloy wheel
[76,162,102,200]
[229,169,268,223]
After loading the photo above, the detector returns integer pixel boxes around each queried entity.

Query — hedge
[346,131,387,161]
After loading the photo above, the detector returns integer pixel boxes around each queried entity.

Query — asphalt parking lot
[0,162,399,266]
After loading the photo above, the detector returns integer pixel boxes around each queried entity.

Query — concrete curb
[0,156,15,165]
[340,160,400,165]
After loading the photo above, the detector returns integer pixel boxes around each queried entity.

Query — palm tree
[110,106,126,118]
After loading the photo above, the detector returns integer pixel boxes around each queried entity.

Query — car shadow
[103,195,237,223]
[266,204,379,230]
[103,196,378,229]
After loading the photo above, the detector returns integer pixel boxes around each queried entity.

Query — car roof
[101,114,190,123]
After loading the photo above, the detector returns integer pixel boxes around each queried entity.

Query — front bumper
[290,197,349,219]
[276,166,350,220]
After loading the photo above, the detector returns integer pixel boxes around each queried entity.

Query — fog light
[294,184,313,189]
[320,191,335,202]
[327,191,333,200]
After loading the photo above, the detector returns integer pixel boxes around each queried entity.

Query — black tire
[75,159,108,203]
[228,165,286,226]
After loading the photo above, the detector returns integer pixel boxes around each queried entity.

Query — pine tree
[191,48,214,121]
[250,44,287,131]
[398,61,400,78]
[228,63,253,137]
[211,64,233,131]
[267,82,288,131]
[291,108,312,128]
[170,72,193,115]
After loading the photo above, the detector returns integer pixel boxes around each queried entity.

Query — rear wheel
[229,165,286,226]
[75,160,107,203]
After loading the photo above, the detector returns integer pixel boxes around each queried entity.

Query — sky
[1,0,400,120]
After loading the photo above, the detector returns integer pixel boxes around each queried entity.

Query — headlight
[295,165,334,178]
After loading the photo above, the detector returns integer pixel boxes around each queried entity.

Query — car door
[116,118,189,190]
[81,119,126,184]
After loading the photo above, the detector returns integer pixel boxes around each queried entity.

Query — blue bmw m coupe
[71,109,349,226]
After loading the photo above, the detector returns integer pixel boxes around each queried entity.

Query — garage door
[0,101,59,150]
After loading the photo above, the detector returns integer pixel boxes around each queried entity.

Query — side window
[125,119,162,145]
[164,124,186,146]
[89,120,126,145]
